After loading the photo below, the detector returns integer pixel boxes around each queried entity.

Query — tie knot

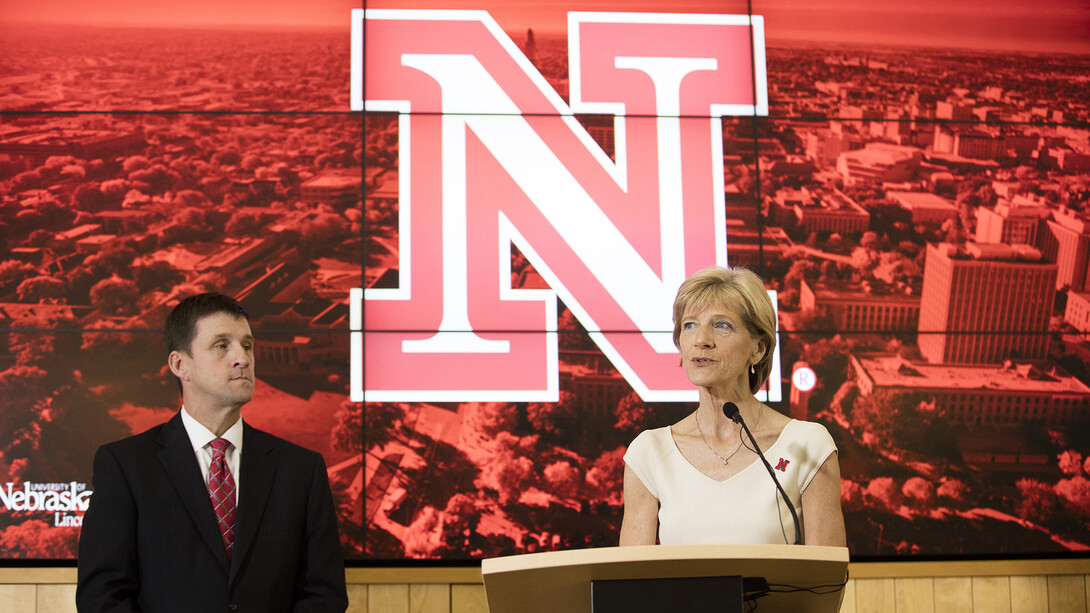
[210,438,231,458]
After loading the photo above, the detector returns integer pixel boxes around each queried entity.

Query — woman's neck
[696,391,761,436]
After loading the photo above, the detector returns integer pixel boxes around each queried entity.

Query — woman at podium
[620,266,845,547]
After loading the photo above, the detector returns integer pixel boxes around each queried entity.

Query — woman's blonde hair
[672,266,777,394]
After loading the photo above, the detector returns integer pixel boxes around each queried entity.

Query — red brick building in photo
[918,242,1056,365]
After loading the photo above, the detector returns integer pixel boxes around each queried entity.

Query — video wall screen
[0,0,1088,562]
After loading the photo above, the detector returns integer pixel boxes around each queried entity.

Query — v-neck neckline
[668,419,795,484]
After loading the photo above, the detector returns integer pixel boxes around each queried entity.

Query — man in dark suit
[76,293,349,612]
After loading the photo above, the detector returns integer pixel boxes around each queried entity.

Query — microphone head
[722,402,741,423]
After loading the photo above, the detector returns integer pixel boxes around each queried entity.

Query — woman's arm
[800,452,846,547]
[619,465,659,546]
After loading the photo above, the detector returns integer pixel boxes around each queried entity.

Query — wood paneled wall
[841,575,1089,613]
[842,560,1090,613]
[2,560,1087,612]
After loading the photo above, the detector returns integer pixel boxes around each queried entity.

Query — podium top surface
[482,544,849,613]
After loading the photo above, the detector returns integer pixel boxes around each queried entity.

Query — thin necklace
[696,408,761,465]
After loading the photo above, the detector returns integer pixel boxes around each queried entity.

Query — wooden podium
[481,544,849,613]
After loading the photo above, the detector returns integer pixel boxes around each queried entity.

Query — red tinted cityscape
[1,0,1089,562]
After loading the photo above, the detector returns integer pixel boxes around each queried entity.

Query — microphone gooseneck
[723,402,802,545]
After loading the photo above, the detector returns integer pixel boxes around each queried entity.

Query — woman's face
[678,299,765,395]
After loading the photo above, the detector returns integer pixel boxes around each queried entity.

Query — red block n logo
[349,9,779,403]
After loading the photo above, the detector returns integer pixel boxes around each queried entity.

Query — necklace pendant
[722,458,729,465]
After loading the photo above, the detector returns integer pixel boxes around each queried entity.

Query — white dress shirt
[180,406,244,502]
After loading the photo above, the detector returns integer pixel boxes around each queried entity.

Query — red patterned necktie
[208,438,237,558]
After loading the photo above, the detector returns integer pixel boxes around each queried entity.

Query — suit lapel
[229,423,276,582]
[156,412,231,574]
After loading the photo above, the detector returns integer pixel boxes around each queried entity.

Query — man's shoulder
[98,413,180,455]
[245,424,323,461]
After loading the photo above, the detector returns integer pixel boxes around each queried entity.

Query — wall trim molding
[2,558,1087,586]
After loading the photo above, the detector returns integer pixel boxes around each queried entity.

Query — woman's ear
[752,337,768,368]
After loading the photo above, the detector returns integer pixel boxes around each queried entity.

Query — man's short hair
[165,292,249,356]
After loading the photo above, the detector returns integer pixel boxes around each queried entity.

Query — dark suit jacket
[76,412,348,613]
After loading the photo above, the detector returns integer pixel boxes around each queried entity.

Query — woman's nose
[694,325,714,347]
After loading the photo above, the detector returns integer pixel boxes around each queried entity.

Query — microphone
[723,402,802,545]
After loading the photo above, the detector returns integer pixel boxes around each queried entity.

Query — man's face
[171,312,255,411]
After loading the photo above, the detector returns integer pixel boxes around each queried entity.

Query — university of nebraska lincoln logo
[349,9,781,403]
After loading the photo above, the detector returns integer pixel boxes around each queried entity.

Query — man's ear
[168,350,188,381]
